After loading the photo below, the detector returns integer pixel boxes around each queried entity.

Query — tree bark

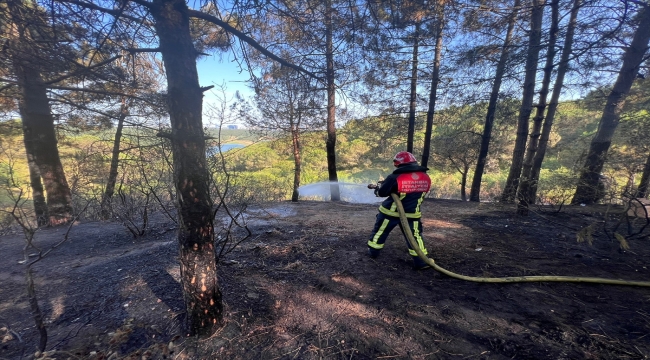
[151,0,223,336]
[289,87,303,203]
[460,166,468,201]
[407,23,420,154]
[6,0,74,226]
[325,0,340,201]
[572,5,650,205]
[291,121,302,202]
[527,0,580,205]
[517,0,560,215]
[100,97,129,219]
[18,103,48,227]
[500,0,546,203]
[13,62,74,226]
[469,0,520,202]
[421,1,445,168]
[637,151,650,199]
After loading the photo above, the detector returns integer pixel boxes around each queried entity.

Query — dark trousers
[367,212,428,265]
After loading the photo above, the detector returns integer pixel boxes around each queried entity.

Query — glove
[368,181,384,196]
[369,181,384,195]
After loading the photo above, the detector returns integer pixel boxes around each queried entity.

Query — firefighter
[367,151,431,270]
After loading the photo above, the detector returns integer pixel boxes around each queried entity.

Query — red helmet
[393,151,417,166]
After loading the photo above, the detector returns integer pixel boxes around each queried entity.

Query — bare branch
[0,78,18,84]
[127,47,161,53]
[187,9,321,81]
[32,202,91,265]
[44,55,122,85]
[57,0,144,22]
[0,84,15,93]
[47,85,151,101]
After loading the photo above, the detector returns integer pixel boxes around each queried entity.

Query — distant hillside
[206,128,261,143]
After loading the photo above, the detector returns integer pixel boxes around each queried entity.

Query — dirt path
[1,199,649,359]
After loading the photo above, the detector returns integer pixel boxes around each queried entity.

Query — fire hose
[390,193,650,287]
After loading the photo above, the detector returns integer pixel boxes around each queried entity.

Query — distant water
[208,143,245,155]
[298,181,381,204]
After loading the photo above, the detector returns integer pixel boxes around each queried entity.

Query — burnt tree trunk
[637,151,650,199]
[291,118,302,202]
[13,62,74,226]
[460,165,469,202]
[528,0,580,204]
[100,97,129,219]
[151,0,223,336]
[500,0,545,203]
[325,0,340,201]
[407,22,420,154]
[469,0,520,202]
[517,0,559,215]
[572,5,650,205]
[421,1,445,168]
[7,0,74,226]
[18,103,48,227]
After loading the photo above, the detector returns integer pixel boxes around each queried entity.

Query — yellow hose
[391,194,650,287]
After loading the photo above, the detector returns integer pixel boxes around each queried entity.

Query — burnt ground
[1,199,650,360]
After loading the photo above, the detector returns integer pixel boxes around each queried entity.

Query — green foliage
[3,80,650,209]
[206,128,260,143]
[0,120,30,205]
[339,114,409,168]
[535,167,578,205]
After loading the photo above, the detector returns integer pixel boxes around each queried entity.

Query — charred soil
[1,199,650,360]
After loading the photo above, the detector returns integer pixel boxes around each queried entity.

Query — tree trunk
[500,0,545,203]
[325,0,340,201]
[18,103,48,227]
[528,0,580,205]
[517,0,559,215]
[469,0,520,202]
[421,1,445,168]
[7,0,74,226]
[637,151,650,199]
[100,97,129,219]
[291,121,302,202]
[407,23,420,154]
[572,5,650,205]
[625,172,636,196]
[13,62,74,226]
[460,166,468,201]
[151,0,223,336]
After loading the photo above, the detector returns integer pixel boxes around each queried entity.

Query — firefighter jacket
[375,163,431,219]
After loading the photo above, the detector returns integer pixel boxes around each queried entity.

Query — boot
[412,255,431,270]
[368,247,381,258]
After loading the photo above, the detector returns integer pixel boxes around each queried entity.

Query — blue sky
[196,53,254,126]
